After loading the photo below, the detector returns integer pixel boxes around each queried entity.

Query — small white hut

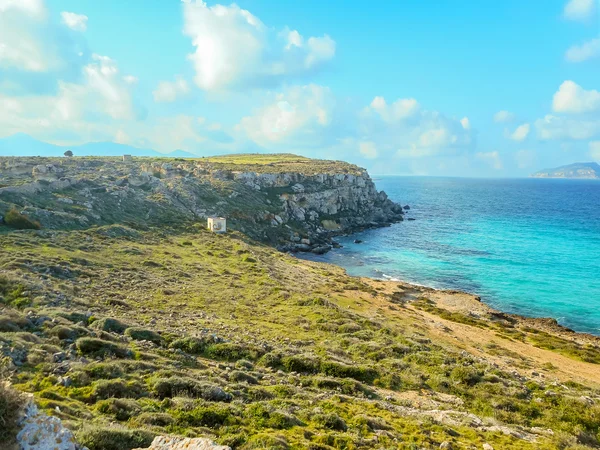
[207,217,227,233]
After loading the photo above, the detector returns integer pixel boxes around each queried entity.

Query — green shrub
[319,361,378,383]
[313,413,347,431]
[125,327,162,345]
[152,376,232,402]
[84,362,125,380]
[206,343,262,361]
[0,382,26,445]
[92,379,147,400]
[134,412,175,427]
[76,338,130,358]
[245,403,301,429]
[0,277,31,309]
[242,433,289,450]
[4,208,41,230]
[258,352,282,369]
[230,370,258,385]
[90,318,129,334]
[96,398,141,421]
[281,355,320,374]
[174,405,233,428]
[170,336,207,354]
[76,426,154,450]
[49,325,87,340]
[450,366,482,386]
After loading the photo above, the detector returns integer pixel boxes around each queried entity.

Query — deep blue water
[303,177,600,335]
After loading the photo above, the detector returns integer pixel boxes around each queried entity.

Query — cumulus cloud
[589,141,600,160]
[0,54,141,140]
[476,151,503,170]
[182,1,335,91]
[61,11,88,32]
[360,95,474,160]
[563,0,596,21]
[509,123,530,141]
[153,77,191,103]
[552,81,600,114]
[565,38,600,62]
[237,84,335,148]
[493,110,515,123]
[535,115,600,140]
[368,96,420,122]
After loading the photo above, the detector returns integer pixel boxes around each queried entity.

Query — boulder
[134,436,230,450]
[17,397,82,450]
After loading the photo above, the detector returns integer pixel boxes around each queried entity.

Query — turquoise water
[303,177,600,335]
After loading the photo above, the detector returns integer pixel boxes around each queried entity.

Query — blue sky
[1,0,599,176]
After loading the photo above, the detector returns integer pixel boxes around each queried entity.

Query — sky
[0,0,599,176]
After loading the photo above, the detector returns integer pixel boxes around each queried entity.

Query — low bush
[170,336,207,354]
[76,426,154,450]
[96,398,141,421]
[125,327,162,345]
[450,366,482,386]
[90,318,129,334]
[76,338,130,358]
[153,376,232,402]
[3,208,41,230]
[313,413,347,431]
[134,412,175,427]
[319,361,378,383]
[92,379,147,400]
[281,355,320,374]
[206,343,262,361]
[174,405,233,428]
[230,370,258,385]
[0,382,26,445]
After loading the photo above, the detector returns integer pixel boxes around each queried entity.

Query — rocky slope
[531,162,600,179]
[0,155,404,254]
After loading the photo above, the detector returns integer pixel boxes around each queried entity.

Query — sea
[301,177,600,335]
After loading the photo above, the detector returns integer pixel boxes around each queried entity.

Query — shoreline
[296,251,600,344]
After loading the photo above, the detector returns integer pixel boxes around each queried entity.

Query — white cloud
[0,0,53,72]
[361,95,474,160]
[509,123,530,141]
[237,84,335,148]
[368,96,420,122]
[563,0,596,21]
[61,11,88,32]
[566,38,600,62]
[535,114,600,140]
[0,53,139,140]
[359,141,378,159]
[476,151,503,170]
[153,77,191,103]
[589,141,600,160]
[494,110,515,123]
[123,75,138,85]
[182,1,335,91]
[552,81,600,114]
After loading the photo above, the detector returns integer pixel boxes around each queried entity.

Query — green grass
[0,227,598,449]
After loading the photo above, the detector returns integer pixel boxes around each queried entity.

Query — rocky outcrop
[16,396,85,450]
[134,436,230,450]
[0,156,404,254]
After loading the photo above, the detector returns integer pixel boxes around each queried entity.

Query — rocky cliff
[0,155,404,253]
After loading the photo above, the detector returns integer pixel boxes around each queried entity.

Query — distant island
[531,162,600,179]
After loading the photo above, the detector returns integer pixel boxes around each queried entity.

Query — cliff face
[0,156,403,253]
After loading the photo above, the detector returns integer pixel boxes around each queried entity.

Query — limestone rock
[17,397,84,450]
[134,436,231,450]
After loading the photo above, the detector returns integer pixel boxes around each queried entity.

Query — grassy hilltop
[1,156,600,450]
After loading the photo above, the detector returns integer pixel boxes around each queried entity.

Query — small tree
[4,208,41,230]
[64,150,73,157]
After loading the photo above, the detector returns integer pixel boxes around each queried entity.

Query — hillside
[0,155,600,450]
[531,162,600,179]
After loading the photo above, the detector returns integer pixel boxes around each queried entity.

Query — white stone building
[207,217,227,233]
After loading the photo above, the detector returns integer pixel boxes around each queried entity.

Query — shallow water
[302,177,600,335]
